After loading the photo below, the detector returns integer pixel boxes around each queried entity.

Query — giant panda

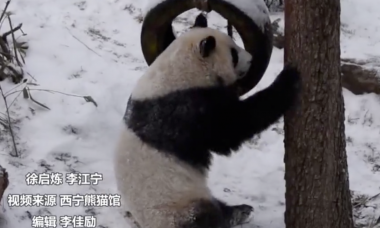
[114,14,300,228]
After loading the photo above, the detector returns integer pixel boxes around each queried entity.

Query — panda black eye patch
[230,48,239,67]
[199,36,216,58]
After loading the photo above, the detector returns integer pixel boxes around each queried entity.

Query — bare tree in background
[283,0,354,227]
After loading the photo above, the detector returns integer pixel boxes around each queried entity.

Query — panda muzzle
[140,0,274,96]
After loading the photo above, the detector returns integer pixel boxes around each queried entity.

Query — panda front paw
[270,65,301,108]
[274,64,301,91]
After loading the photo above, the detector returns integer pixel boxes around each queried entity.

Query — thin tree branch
[0,84,18,157]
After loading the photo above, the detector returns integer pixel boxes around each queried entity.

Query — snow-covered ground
[0,0,379,227]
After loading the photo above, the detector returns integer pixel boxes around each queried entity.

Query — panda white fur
[114,14,300,228]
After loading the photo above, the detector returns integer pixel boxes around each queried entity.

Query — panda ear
[199,36,216,58]
[193,13,208,28]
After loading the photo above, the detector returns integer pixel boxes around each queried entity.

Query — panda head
[141,3,274,96]
[177,26,252,82]
[132,16,253,99]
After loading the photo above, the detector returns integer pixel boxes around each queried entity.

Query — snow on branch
[341,60,380,95]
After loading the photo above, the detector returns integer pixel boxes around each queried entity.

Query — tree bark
[283,0,354,228]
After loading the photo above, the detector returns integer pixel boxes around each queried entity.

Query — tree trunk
[283,0,354,228]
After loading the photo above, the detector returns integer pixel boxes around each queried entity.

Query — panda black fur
[114,14,300,228]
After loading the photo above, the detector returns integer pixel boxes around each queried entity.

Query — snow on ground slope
[0,0,379,227]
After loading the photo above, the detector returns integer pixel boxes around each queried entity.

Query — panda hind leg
[178,199,228,228]
[215,199,254,227]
